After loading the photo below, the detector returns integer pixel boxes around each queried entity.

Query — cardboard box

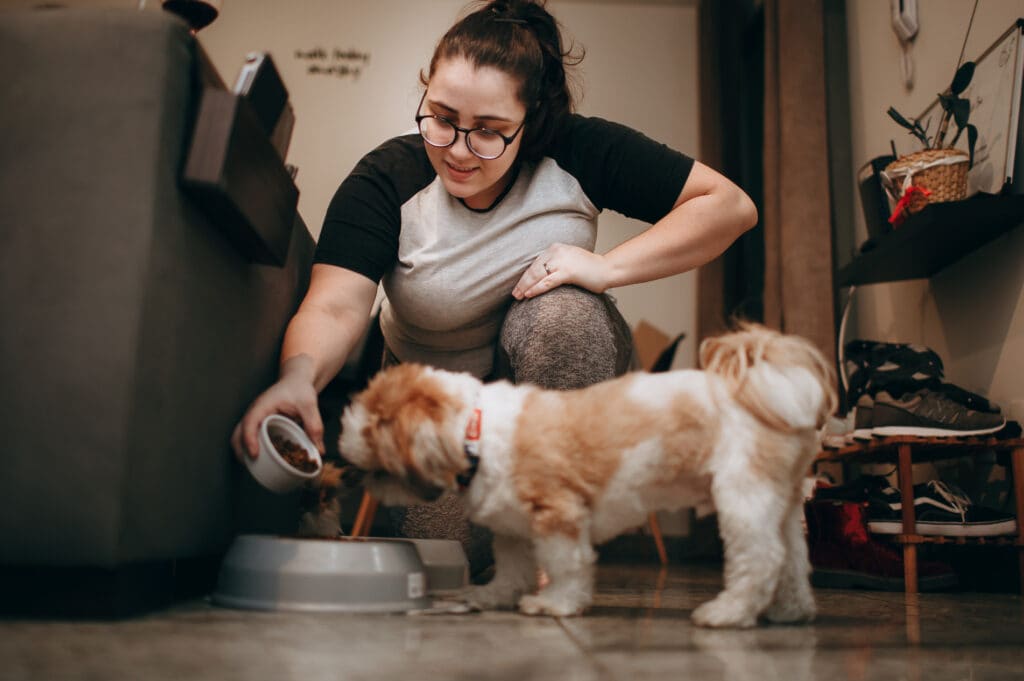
[632,320,685,373]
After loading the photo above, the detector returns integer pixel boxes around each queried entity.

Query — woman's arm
[512,162,757,299]
[281,264,380,392]
[231,264,378,459]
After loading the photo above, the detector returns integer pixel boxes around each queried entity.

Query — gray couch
[0,7,313,614]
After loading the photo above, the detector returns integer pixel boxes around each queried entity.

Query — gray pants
[386,286,634,575]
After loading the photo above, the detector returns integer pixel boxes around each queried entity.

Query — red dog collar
[457,408,482,490]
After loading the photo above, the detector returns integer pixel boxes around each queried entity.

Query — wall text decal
[294,47,370,79]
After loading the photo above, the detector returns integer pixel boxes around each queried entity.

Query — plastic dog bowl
[245,415,323,493]
[212,534,432,613]
[373,537,469,592]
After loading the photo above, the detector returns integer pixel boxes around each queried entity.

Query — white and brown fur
[337,324,837,627]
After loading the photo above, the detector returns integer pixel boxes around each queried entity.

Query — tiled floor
[3,563,1023,681]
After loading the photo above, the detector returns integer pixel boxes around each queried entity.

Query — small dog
[338,324,836,627]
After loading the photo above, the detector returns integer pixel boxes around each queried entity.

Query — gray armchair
[0,7,313,614]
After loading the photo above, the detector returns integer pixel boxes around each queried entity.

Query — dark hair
[420,0,584,163]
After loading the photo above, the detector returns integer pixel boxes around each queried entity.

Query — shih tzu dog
[337,324,837,628]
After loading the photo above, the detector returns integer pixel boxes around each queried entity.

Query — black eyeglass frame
[414,91,526,160]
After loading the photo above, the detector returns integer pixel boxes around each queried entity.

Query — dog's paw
[517,594,585,617]
[692,596,758,629]
[762,599,816,624]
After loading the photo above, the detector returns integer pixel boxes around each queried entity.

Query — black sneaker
[933,381,1001,414]
[867,480,1017,537]
[871,389,1006,437]
[844,340,1000,415]
[844,340,944,404]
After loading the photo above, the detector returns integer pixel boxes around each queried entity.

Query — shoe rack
[831,193,1024,592]
[816,435,1024,594]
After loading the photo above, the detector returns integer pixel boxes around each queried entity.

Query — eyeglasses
[414,92,525,160]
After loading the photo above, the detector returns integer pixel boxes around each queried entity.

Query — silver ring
[543,262,551,275]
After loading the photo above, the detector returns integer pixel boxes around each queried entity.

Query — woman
[231,0,756,568]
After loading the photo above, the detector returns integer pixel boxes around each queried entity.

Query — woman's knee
[498,286,632,388]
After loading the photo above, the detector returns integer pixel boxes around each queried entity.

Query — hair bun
[490,0,543,19]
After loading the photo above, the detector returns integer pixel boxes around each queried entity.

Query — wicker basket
[882,148,969,214]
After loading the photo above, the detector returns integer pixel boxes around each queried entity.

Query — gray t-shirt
[314,114,694,377]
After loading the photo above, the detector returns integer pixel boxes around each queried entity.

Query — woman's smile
[421,57,526,210]
[445,160,479,181]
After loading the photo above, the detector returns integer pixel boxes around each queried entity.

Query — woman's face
[420,57,527,210]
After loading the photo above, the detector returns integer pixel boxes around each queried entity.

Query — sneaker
[867,480,1018,537]
[844,339,1000,415]
[933,381,1000,414]
[844,340,944,404]
[871,389,1006,437]
[806,499,957,591]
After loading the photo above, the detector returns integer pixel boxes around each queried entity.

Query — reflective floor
[3,563,1023,681]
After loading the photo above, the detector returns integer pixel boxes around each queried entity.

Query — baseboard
[0,555,222,619]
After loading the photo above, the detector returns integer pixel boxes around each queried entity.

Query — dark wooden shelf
[818,434,1024,464]
[837,193,1024,286]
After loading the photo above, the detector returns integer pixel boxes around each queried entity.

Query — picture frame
[917,19,1024,196]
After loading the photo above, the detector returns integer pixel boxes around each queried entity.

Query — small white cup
[245,415,323,493]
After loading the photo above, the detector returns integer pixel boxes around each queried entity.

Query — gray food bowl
[212,534,432,613]
[372,537,469,592]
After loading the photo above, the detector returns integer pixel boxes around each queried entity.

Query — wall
[845,0,1024,423]
[0,0,700,362]
[192,0,701,367]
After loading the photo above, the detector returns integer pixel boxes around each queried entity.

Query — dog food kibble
[271,433,318,473]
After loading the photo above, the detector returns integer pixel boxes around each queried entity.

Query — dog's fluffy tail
[699,323,838,433]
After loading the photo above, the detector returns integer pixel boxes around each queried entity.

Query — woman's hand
[512,243,612,300]
[230,355,325,463]
[229,265,378,464]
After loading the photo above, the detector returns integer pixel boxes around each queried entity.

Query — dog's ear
[348,364,469,491]
[298,461,342,511]
[318,461,344,494]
